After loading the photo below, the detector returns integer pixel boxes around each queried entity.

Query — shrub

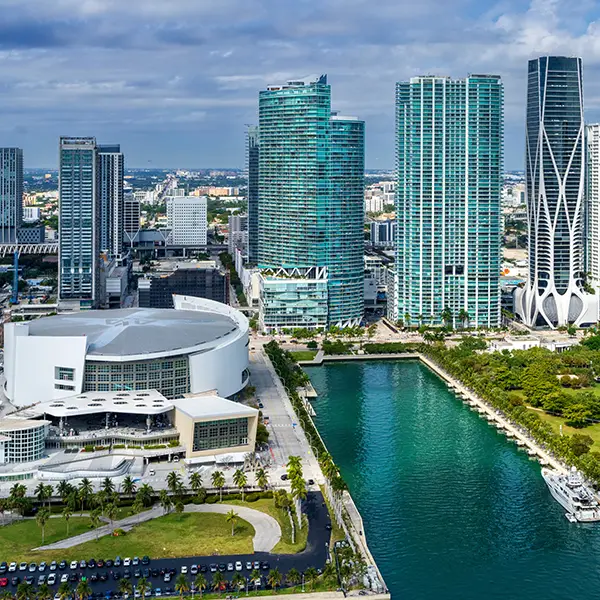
[245,493,259,502]
[195,488,207,504]
[83,445,94,452]
[113,444,125,449]
[205,495,219,504]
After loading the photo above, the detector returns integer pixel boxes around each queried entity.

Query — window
[55,367,75,381]
[192,418,249,452]
[54,383,75,391]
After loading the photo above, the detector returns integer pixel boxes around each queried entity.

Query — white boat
[565,513,578,523]
[542,467,600,522]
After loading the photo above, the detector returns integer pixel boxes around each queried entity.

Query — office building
[228,214,248,255]
[98,144,124,257]
[123,194,141,245]
[167,196,207,246]
[139,263,229,308]
[588,124,600,304]
[370,220,396,248]
[257,75,364,330]
[58,137,99,308]
[247,126,259,263]
[393,75,503,328]
[0,148,23,243]
[516,57,596,327]
[23,206,41,222]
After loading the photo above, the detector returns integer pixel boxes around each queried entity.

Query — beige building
[172,395,259,460]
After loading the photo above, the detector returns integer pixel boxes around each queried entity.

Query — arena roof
[172,395,259,420]
[25,307,239,357]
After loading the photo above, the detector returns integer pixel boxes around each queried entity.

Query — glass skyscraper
[393,75,503,328]
[0,148,23,243]
[516,56,596,327]
[246,126,259,264]
[97,144,124,258]
[59,137,99,306]
[257,75,364,329]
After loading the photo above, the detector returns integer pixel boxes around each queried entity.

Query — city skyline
[0,0,599,170]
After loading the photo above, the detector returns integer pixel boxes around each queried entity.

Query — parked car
[141,557,150,566]
[280,474,288,481]
[28,564,37,573]
[70,562,78,570]
[190,565,198,575]
[37,575,46,586]
[154,589,161,597]
[245,562,252,571]
[61,574,69,584]
[132,558,139,566]
[163,574,171,583]
[49,562,57,572]
[8,564,16,573]
[227,564,234,572]
[0,578,8,588]
[58,561,67,570]
[48,574,56,585]
[24,576,34,585]
[18,564,27,572]
[123,558,131,567]
[180,566,187,575]
[235,562,242,572]
[11,577,21,586]
[39,562,47,572]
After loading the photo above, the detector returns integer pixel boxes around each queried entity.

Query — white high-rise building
[166,196,207,246]
[587,124,600,305]
[515,56,597,327]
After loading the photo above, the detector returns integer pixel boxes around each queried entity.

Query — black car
[199,565,207,573]
[97,560,104,569]
[90,574,98,582]
[123,570,131,579]
[168,568,176,576]
[89,560,96,569]
[105,560,113,568]
[141,557,150,566]
[24,576,34,585]
[99,573,108,582]
[69,574,78,583]
[11,577,20,586]
[142,569,149,578]
[308,479,315,485]
[218,564,226,573]
[151,569,159,578]
[59,561,67,570]
[280,474,288,481]
[260,562,269,571]
[112,571,121,581]
[0,562,7,574]
[133,569,141,578]
[114,558,122,567]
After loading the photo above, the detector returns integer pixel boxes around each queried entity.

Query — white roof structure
[28,390,173,418]
[171,395,259,420]
[0,418,51,432]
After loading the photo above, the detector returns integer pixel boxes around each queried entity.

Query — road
[3,493,331,596]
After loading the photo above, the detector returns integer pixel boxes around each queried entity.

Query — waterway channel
[305,360,600,600]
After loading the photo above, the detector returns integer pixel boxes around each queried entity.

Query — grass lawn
[227,499,307,554]
[290,350,317,362]
[2,512,254,564]
[527,407,600,446]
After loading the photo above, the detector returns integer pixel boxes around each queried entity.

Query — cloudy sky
[0,0,599,170]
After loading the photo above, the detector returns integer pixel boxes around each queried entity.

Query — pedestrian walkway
[33,502,280,553]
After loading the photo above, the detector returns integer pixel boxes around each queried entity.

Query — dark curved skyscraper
[516,56,596,327]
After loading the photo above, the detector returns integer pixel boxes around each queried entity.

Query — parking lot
[0,492,331,597]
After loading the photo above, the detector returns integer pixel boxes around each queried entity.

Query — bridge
[0,243,59,258]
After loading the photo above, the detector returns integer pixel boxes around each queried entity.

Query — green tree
[101,477,115,495]
[78,478,93,513]
[256,468,269,491]
[174,500,184,516]
[194,574,207,598]
[521,362,559,407]
[118,579,132,598]
[167,471,182,495]
[62,506,73,536]
[159,489,172,514]
[570,433,594,457]
[36,507,50,545]
[175,574,189,600]
[250,570,261,592]
[286,568,301,587]
[211,471,225,502]
[121,476,136,497]
[211,572,225,594]
[226,509,238,536]
[189,471,203,494]
[231,573,245,593]
[90,508,102,540]
[267,569,282,592]
[16,582,33,600]
[304,567,318,590]
[458,309,470,329]
[106,502,118,533]
[137,577,151,599]
[137,484,154,507]
[440,307,453,328]
[232,469,248,501]
[57,582,72,600]
[564,403,592,427]
[35,482,49,506]
[76,580,92,600]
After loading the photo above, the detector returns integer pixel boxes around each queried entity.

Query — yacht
[542,467,600,522]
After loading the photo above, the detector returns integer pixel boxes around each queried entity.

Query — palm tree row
[287,455,307,529]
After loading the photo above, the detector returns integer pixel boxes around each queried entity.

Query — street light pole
[301,574,305,593]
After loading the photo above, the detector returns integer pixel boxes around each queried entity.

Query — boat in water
[542,467,600,522]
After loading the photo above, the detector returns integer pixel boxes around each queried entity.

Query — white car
[61,574,69,583]
[123,558,131,567]
[39,562,47,572]
[47,574,56,585]
[180,566,188,574]
[235,562,243,572]
[134,591,141,599]
[8,563,16,573]
[50,561,57,571]
[54,594,61,600]
[70,561,78,570]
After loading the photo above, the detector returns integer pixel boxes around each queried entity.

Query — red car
[0,578,8,587]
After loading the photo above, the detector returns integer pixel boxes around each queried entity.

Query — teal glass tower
[257,75,364,328]
[394,75,503,328]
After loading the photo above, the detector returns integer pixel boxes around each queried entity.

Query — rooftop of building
[0,418,51,432]
[172,395,258,420]
[24,307,238,357]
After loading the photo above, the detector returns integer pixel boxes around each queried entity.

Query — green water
[306,360,600,600]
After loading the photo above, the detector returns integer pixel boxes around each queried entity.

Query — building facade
[393,75,503,328]
[257,75,364,329]
[167,196,207,246]
[123,194,141,245]
[0,148,23,243]
[588,124,600,305]
[228,214,248,255]
[97,145,124,257]
[58,137,99,307]
[247,126,259,263]
[370,220,396,248]
[516,57,596,327]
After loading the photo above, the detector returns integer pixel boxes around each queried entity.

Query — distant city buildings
[0,148,23,243]
[516,56,597,328]
[228,214,248,255]
[247,126,259,263]
[256,75,364,331]
[166,195,207,246]
[123,193,141,244]
[98,144,124,257]
[391,74,504,328]
[370,220,396,248]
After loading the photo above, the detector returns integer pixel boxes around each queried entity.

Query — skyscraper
[246,126,259,263]
[97,144,124,257]
[0,148,23,243]
[58,137,99,307]
[516,57,596,327]
[586,124,600,305]
[257,75,364,330]
[393,75,503,328]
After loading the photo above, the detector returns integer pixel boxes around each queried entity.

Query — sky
[0,0,599,170]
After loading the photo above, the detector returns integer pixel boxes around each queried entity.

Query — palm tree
[226,509,238,536]
[16,582,33,600]
[194,574,207,598]
[118,579,133,599]
[57,481,73,503]
[286,568,300,587]
[211,471,225,502]
[159,489,172,515]
[35,482,48,506]
[121,476,136,497]
[37,583,52,600]
[232,469,248,501]
[189,471,202,494]
[106,502,118,533]
[458,309,470,329]
[36,507,50,545]
[322,562,336,583]
[137,484,154,507]
[250,570,261,593]
[90,508,102,540]
[211,572,225,594]
[101,477,115,495]
[57,582,72,600]
[267,569,282,593]
[78,478,93,513]
[76,580,92,600]
[0,499,6,525]
[62,506,73,536]
[231,573,245,593]
[304,567,318,591]
[137,577,150,599]
[174,500,184,516]
[404,312,411,328]
[255,468,269,491]
[166,471,181,495]
[131,498,144,523]
[174,574,189,600]
[440,307,453,328]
